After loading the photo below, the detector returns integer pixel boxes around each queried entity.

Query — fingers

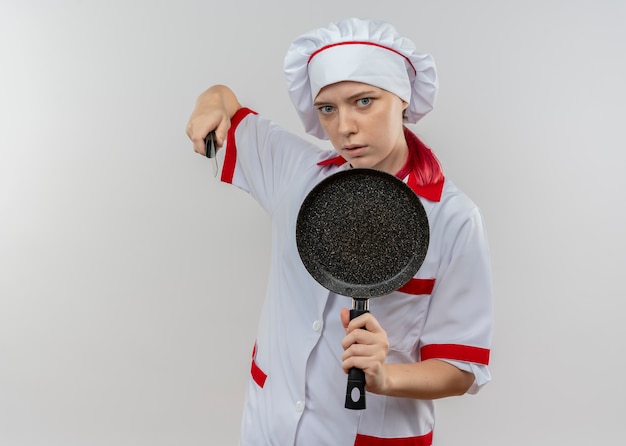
[341,338,389,393]
[186,115,230,156]
[340,312,389,365]
[213,121,230,147]
[340,308,350,329]
[341,326,389,356]
[343,311,384,335]
[340,311,386,355]
[186,120,208,155]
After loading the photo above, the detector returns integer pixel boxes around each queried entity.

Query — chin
[348,158,375,169]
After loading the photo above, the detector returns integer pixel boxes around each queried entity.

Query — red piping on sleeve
[420,344,490,365]
[221,107,257,184]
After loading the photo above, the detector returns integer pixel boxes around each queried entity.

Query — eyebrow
[314,89,380,107]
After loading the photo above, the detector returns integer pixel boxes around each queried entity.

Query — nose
[337,109,357,136]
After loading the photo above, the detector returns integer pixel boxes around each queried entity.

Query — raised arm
[185,84,242,156]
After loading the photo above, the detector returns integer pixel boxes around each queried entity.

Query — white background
[1,0,625,444]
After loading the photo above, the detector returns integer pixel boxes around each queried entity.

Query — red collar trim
[317,155,347,167]
[408,172,444,202]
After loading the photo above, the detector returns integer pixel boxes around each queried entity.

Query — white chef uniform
[216,106,493,446]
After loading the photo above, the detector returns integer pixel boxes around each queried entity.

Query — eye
[318,105,335,115]
[356,97,372,107]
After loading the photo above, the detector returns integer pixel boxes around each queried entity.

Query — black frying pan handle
[345,298,369,410]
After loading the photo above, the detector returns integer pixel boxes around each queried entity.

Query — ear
[401,101,409,121]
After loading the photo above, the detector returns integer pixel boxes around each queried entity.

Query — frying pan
[296,168,429,410]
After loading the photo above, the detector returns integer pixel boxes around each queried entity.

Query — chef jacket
[217,108,493,446]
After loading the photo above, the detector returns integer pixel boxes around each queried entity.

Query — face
[314,81,409,174]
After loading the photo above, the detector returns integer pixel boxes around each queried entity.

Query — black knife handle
[204,131,217,158]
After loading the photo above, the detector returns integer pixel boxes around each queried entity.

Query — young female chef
[186,18,493,446]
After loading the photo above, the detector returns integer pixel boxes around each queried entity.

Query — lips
[342,144,367,156]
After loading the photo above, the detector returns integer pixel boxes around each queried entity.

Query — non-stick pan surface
[296,168,429,299]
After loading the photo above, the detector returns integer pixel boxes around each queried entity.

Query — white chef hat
[284,18,438,139]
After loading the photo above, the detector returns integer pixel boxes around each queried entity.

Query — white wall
[1,0,625,444]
